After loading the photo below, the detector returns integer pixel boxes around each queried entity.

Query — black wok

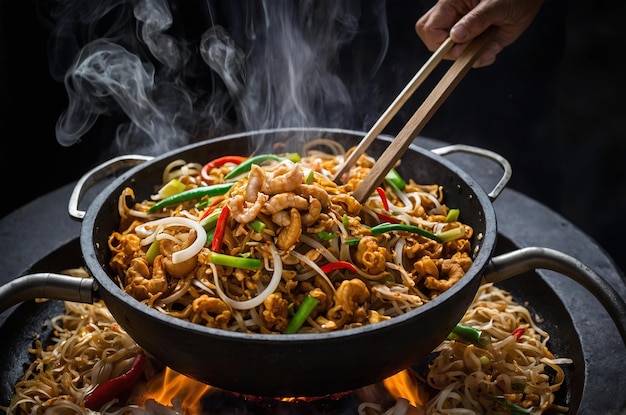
[1,127,625,397]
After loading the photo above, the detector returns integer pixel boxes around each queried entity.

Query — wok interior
[81,128,497,396]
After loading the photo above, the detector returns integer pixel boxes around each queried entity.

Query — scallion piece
[148,183,234,213]
[224,153,301,180]
[343,238,360,246]
[209,252,262,270]
[199,208,222,230]
[317,231,337,240]
[384,168,406,191]
[145,239,160,264]
[370,223,441,242]
[445,208,460,222]
[494,396,532,414]
[306,169,315,184]
[436,226,465,243]
[284,294,319,334]
[448,323,491,346]
[249,218,266,233]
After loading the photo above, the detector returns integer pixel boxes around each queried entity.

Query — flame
[141,367,427,413]
[143,367,211,413]
[383,369,426,408]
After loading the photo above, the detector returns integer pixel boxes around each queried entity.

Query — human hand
[415,0,544,67]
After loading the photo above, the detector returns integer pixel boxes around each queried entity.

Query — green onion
[445,208,460,222]
[155,178,187,199]
[209,252,262,270]
[370,223,441,242]
[342,214,349,228]
[448,323,491,346]
[385,168,406,191]
[206,228,216,245]
[285,294,319,334]
[436,226,465,243]
[199,209,222,230]
[306,169,315,184]
[224,153,300,179]
[145,239,161,264]
[148,183,234,213]
[195,199,211,209]
[494,396,532,414]
[343,238,360,246]
[317,231,337,240]
[249,218,266,233]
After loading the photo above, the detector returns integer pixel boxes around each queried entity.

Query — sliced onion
[134,217,206,264]
[214,242,283,310]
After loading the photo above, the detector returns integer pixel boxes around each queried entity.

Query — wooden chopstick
[344,27,496,204]
[332,37,455,183]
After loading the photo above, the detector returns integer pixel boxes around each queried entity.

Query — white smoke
[47,0,389,156]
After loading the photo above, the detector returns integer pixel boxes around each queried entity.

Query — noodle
[4,282,570,414]
[107,144,476,334]
[421,283,572,414]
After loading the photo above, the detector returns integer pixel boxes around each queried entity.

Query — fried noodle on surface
[422,283,572,414]
[4,281,571,414]
[107,139,476,334]
[360,282,572,415]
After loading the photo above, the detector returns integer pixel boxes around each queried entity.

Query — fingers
[415,0,544,67]
[415,1,465,52]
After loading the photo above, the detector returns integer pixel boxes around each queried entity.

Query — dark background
[1,0,625,274]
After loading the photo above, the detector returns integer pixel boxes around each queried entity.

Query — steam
[46,0,390,156]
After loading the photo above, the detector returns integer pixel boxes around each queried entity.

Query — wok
[1,127,625,397]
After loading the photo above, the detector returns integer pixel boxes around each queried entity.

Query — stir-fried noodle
[108,140,475,333]
[2,140,572,414]
[3,281,571,414]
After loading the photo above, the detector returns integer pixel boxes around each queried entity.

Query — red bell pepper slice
[320,261,358,274]
[201,155,247,182]
[512,327,525,341]
[375,212,402,224]
[376,186,390,211]
[85,354,146,410]
[211,204,230,252]
[199,196,226,221]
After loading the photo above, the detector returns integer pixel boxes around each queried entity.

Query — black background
[1,0,625,274]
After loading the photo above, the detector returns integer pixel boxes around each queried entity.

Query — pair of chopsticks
[334,27,496,203]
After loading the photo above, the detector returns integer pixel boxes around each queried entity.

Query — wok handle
[68,155,153,220]
[483,246,626,347]
[431,144,512,201]
[0,273,96,314]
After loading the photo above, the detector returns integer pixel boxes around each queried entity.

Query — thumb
[449,7,494,43]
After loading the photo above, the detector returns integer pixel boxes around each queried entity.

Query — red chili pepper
[211,204,230,252]
[85,354,146,410]
[320,261,358,274]
[512,327,525,341]
[199,196,225,221]
[375,212,402,224]
[201,156,247,182]
[376,186,390,211]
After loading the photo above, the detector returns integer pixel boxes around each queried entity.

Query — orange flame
[143,367,211,413]
[383,369,426,408]
[141,367,426,413]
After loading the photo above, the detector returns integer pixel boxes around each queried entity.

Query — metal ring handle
[431,144,512,201]
[68,155,153,220]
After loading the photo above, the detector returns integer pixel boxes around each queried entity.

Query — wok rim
[81,127,498,343]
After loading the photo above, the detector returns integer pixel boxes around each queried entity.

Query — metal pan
[1,127,625,397]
